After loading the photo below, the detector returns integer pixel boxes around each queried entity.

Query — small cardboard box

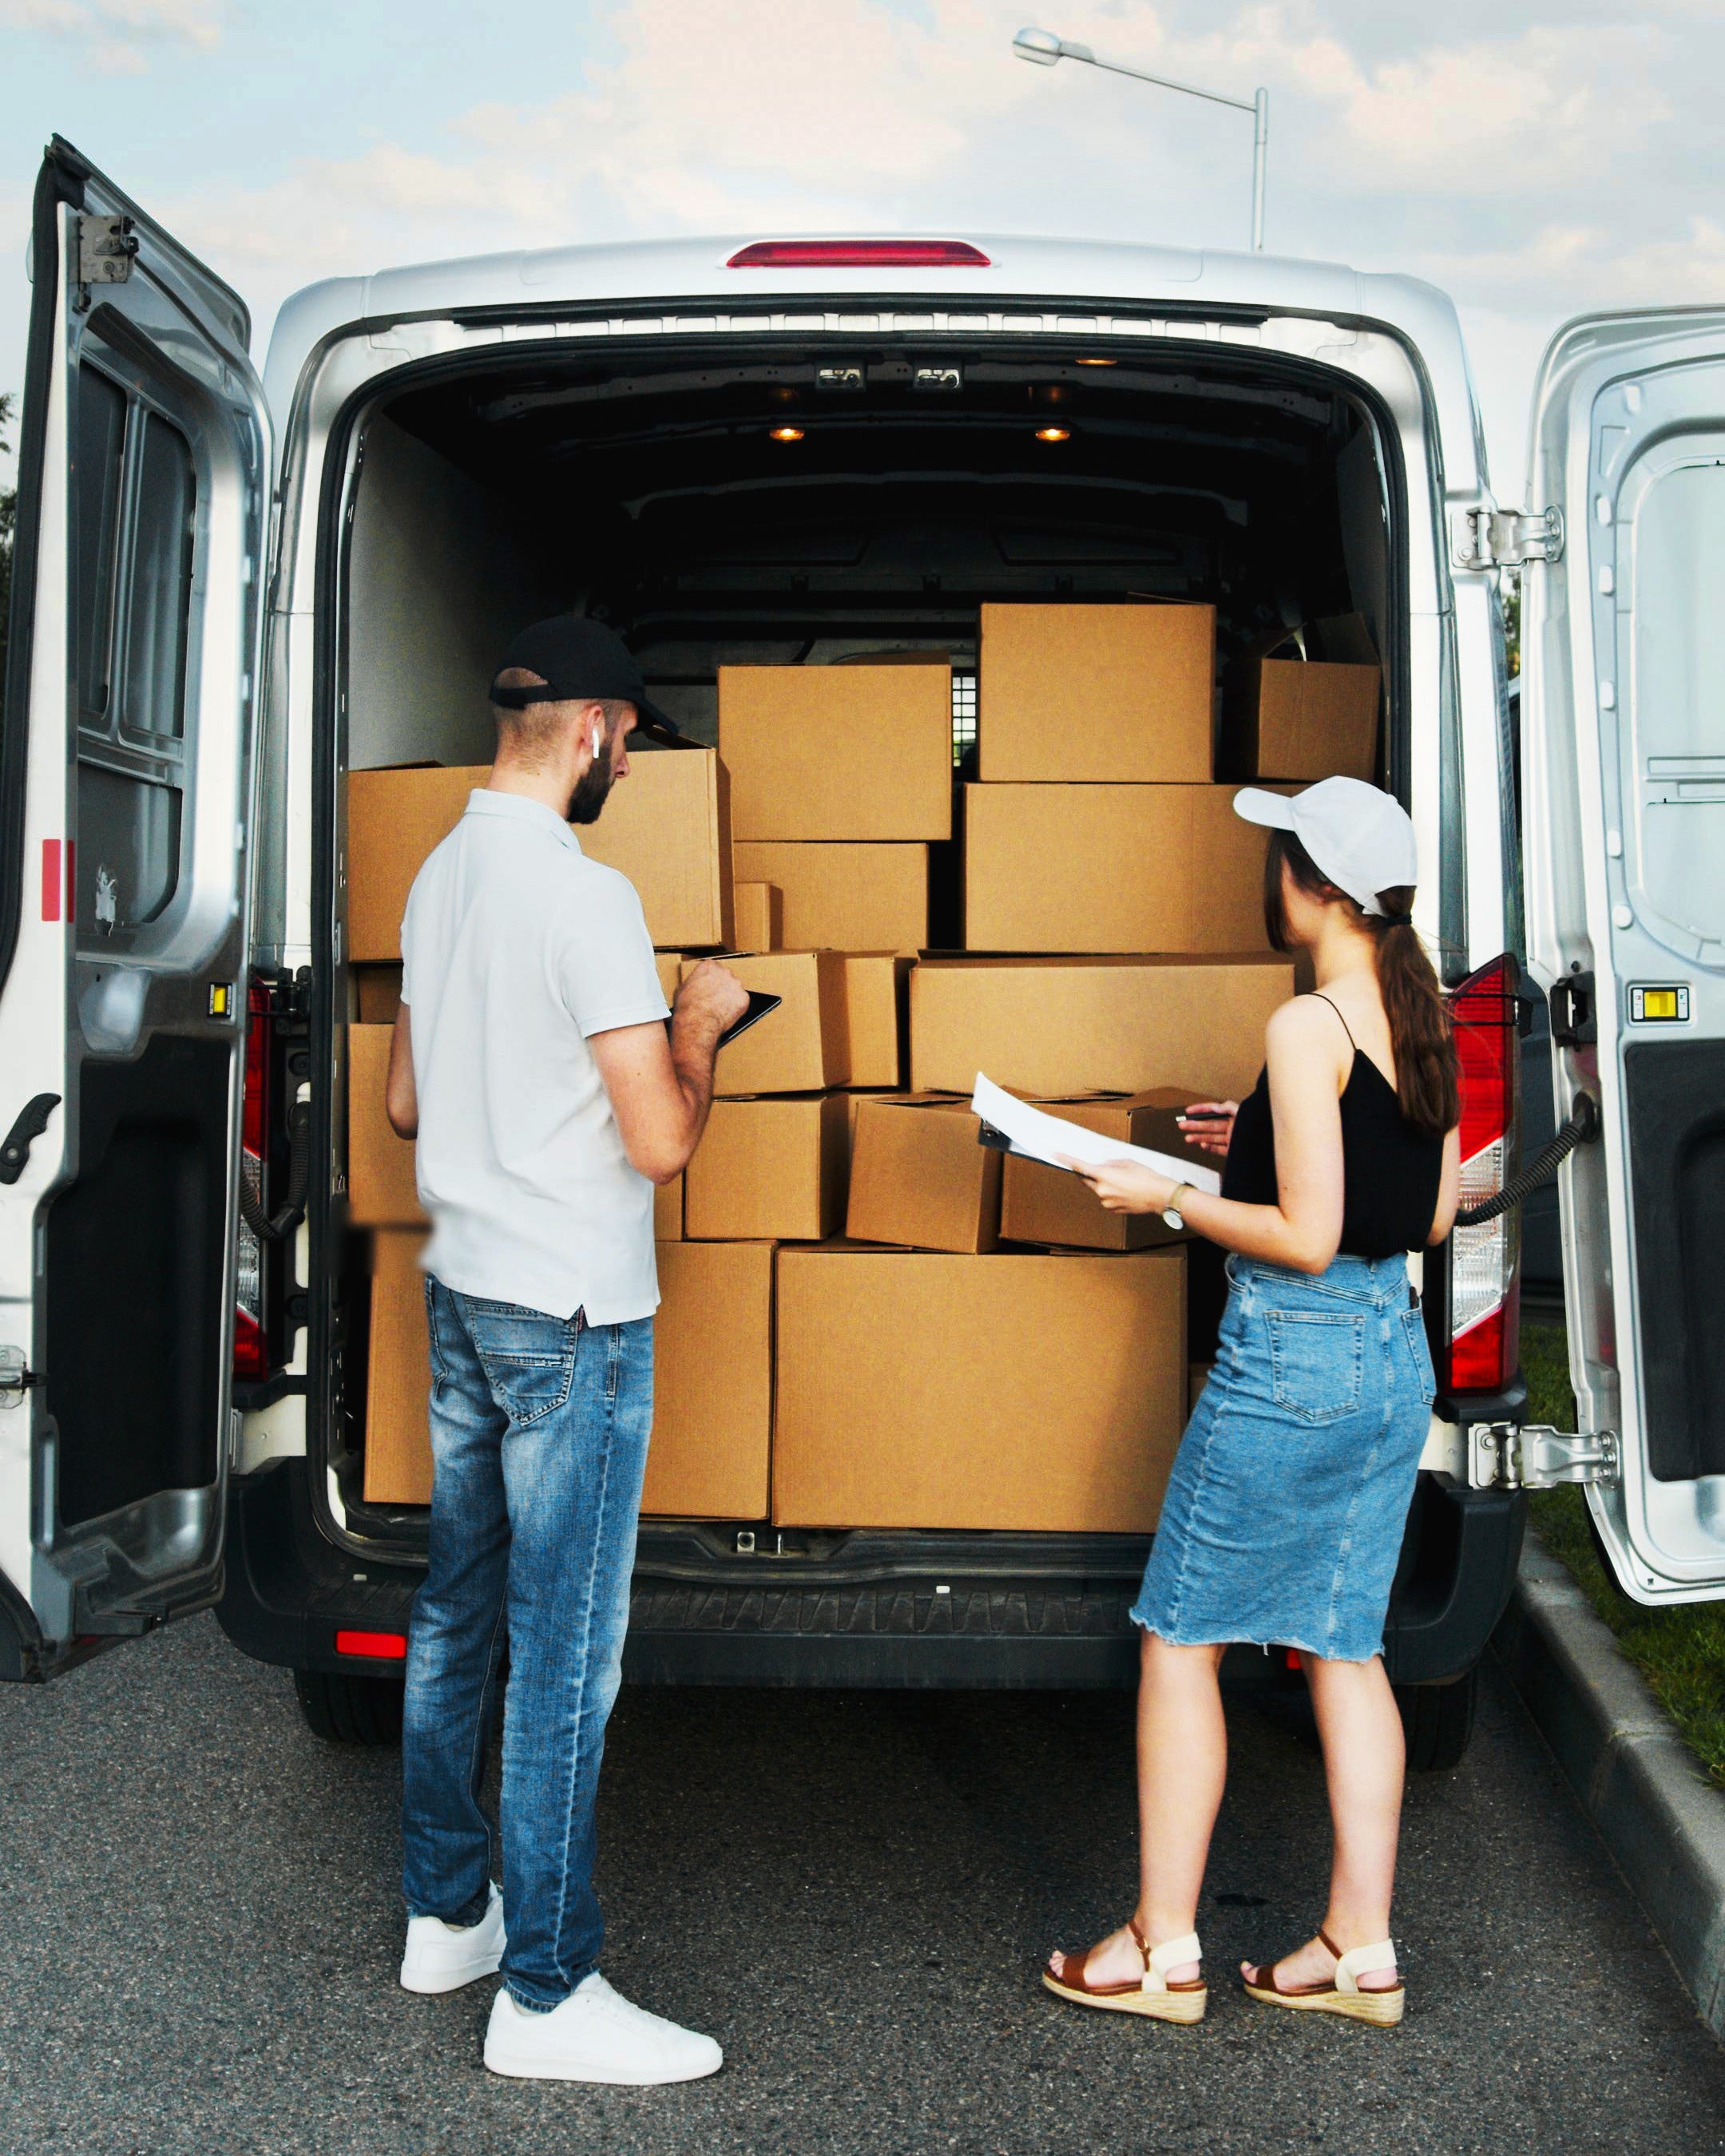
[731,842,927,954]
[734,881,783,952]
[910,953,1293,1103]
[773,1245,1187,1532]
[346,751,733,961]
[640,1240,774,1520]
[684,1094,851,1242]
[837,954,909,1088]
[1001,1088,1213,1250]
[579,748,735,949]
[364,1229,433,1506]
[355,964,403,1025]
[692,950,848,1096]
[846,1094,999,1254]
[720,664,953,841]
[978,603,1214,783]
[348,1024,425,1227]
[1225,615,1381,783]
[964,783,1287,954]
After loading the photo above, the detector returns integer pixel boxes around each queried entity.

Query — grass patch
[1522,1322,1725,1787]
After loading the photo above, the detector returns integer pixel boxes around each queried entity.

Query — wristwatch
[1162,1183,1192,1231]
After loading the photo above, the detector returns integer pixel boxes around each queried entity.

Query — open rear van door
[0,141,268,1674]
[1521,307,1725,1603]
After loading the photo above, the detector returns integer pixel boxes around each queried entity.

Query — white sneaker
[399,1881,506,1994]
[483,1971,723,2084]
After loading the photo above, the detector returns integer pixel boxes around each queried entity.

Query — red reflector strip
[726,240,992,269]
[335,1629,407,1660]
[42,839,61,922]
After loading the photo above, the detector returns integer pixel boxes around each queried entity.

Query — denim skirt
[1132,1252,1436,1664]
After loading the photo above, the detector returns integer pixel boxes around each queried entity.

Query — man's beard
[566,739,614,825]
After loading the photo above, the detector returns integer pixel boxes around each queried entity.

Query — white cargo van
[4,137,1710,1769]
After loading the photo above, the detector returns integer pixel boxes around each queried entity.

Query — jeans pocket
[1400,1306,1437,1408]
[1267,1310,1365,1424]
[466,1306,578,1428]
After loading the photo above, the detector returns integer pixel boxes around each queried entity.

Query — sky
[3,0,1723,496]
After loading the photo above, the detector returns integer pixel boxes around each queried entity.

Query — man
[383,613,747,2083]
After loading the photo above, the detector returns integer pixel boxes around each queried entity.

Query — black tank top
[1219,995,1445,1258]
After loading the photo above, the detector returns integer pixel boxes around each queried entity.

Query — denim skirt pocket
[1267,1310,1365,1424]
[465,1305,578,1428]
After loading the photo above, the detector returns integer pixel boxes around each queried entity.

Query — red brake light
[1442,954,1522,1395]
[726,240,992,270]
[235,973,274,1384]
[335,1630,407,1660]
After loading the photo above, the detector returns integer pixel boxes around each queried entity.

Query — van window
[72,358,197,941]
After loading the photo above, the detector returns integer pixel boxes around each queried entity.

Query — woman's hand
[1176,1100,1238,1158]
[1059,1155,1179,1216]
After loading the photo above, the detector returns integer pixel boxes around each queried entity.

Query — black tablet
[717,990,782,1048]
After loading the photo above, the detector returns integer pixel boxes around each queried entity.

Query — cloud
[0,0,224,67]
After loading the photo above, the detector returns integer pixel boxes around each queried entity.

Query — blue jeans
[401,1279,653,2010]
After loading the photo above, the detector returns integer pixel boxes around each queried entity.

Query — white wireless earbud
[591,722,604,759]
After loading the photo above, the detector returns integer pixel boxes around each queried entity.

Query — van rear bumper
[217,1463,1523,1690]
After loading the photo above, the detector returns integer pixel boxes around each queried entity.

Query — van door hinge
[1470,1422,1620,1491]
[1450,503,1564,571]
[0,1346,44,1408]
[77,213,138,287]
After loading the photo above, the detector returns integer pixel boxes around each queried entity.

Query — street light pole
[1013,27,1268,252]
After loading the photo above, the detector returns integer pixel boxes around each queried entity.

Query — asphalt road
[2,1616,1723,2155]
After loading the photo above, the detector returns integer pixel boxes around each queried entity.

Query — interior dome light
[1035,426,1072,442]
[769,425,806,442]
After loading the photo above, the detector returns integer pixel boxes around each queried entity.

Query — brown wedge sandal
[1042,1918,1207,2023]
[1242,1928,1405,2026]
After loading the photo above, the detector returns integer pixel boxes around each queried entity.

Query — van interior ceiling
[344,341,1394,772]
[332,339,1394,1536]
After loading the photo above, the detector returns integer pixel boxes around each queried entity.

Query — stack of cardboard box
[343,602,1378,1533]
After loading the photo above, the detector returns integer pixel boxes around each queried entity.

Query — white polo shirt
[399,789,670,1324]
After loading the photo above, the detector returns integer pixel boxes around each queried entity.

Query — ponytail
[1263,832,1460,1139]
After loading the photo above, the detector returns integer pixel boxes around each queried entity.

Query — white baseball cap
[1232,776,1418,918]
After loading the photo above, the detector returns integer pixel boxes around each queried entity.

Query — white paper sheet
[970,1073,1222,1195]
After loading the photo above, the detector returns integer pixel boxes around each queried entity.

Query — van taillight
[1443,953,1521,1393]
[234,975,272,1381]
[725,239,993,269]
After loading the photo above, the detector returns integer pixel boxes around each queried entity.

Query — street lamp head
[1012,26,1064,65]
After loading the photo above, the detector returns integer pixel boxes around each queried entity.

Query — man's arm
[386,1002,418,1138]
[589,959,748,1185]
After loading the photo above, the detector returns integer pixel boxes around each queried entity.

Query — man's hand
[673,958,750,1042]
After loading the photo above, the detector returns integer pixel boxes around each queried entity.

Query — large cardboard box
[641,1240,774,1520]
[365,1229,434,1505]
[1224,615,1381,783]
[348,1024,425,1227]
[964,783,1287,954]
[910,954,1293,1102]
[654,1174,684,1241]
[693,950,848,1096]
[846,1094,999,1254]
[656,951,684,1003]
[837,954,908,1088]
[346,751,733,961]
[579,748,735,949]
[773,1245,1187,1531]
[684,1094,851,1241]
[1001,1088,1213,1250]
[720,664,952,841]
[978,603,1214,783]
[734,881,783,951]
[355,964,403,1025]
[732,842,927,954]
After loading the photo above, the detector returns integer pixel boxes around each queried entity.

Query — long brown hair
[1263,830,1460,1138]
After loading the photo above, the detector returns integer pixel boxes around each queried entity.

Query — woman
[1044,776,1461,2031]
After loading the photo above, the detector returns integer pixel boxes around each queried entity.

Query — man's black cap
[490,615,688,744]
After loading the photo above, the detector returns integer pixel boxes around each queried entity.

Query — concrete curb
[1492,1538,1725,2038]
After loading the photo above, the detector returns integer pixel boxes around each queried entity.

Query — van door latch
[0,1347,44,1409]
[0,1093,61,1185]
[77,213,138,287]
[1470,1422,1620,1491]
[1549,971,1596,1048]
[1450,502,1564,571]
